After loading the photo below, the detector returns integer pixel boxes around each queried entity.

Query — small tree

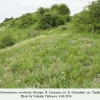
[57,4,70,15]
[37,3,71,29]
[73,0,100,33]
[38,7,50,16]
[17,13,34,28]
[38,13,65,29]
[3,17,13,22]
[51,4,59,10]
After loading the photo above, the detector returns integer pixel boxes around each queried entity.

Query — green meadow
[0,1,100,88]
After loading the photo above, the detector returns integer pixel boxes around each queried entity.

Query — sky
[0,0,96,23]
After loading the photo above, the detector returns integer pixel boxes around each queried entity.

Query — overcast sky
[0,0,96,23]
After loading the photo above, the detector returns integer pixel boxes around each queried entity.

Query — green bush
[37,3,71,30]
[56,15,66,25]
[63,14,71,22]
[51,3,70,15]
[0,34,15,48]
[57,3,70,15]
[37,7,50,16]
[10,19,16,27]
[38,13,66,29]
[3,17,13,23]
[17,13,37,28]
[0,23,3,27]
[73,0,100,33]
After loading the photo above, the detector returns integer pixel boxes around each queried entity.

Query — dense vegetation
[73,0,100,33]
[38,4,70,29]
[3,17,13,23]
[0,0,100,88]
[0,3,70,49]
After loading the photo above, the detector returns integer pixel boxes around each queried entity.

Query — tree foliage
[38,13,65,29]
[51,3,70,15]
[3,17,13,22]
[37,7,50,15]
[17,13,35,28]
[73,0,100,33]
[2,3,71,29]
[38,3,71,29]
[57,3,70,15]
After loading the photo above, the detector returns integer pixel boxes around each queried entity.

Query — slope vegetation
[0,1,100,88]
[0,29,100,88]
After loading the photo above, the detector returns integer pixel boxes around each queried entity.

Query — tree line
[7,3,71,29]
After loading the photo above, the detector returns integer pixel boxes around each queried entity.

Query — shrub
[51,3,70,15]
[3,17,13,23]
[38,13,66,29]
[17,13,36,28]
[63,14,71,22]
[10,19,16,27]
[0,23,3,27]
[51,4,59,10]
[0,34,15,48]
[37,3,71,30]
[57,3,70,15]
[73,0,100,33]
[37,7,50,16]
[56,15,66,25]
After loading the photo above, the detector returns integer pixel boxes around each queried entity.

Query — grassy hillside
[0,3,71,49]
[0,2,100,88]
[0,26,100,88]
